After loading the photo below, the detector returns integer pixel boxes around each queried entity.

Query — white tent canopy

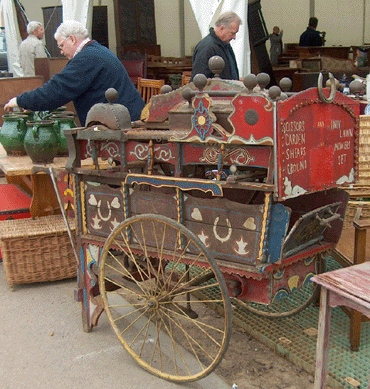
[62,0,93,35]
[0,0,24,76]
[0,0,251,78]
[188,0,250,76]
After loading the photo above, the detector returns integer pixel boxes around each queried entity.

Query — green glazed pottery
[24,120,59,164]
[49,114,77,156]
[0,114,28,155]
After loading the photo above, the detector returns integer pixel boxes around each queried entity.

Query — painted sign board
[276,89,359,200]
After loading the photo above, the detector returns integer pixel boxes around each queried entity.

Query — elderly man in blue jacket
[5,20,145,126]
[191,11,242,81]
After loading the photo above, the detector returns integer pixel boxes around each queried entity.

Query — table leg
[30,173,60,217]
[314,287,331,389]
[6,174,32,196]
[350,309,362,351]
[349,225,368,350]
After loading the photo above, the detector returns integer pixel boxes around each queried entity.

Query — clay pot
[24,120,59,164]
[21,110,35,121]
[49,115,77,156]
[0,114,28,155]
[51,106,67,113]
[51,111,75,118]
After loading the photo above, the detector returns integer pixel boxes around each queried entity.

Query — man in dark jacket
[299,17,324,47]
[191,11,241,81]
[5,20,145,126]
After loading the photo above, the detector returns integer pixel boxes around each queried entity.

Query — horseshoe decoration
[213,217,232,243]
[97,200,112,221]
[318,72,336,104]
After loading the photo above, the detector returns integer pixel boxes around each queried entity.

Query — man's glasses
[57,36,70,49]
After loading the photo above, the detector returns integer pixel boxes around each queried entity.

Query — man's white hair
[215,11,242,28]
[27,21,42,35]
[54,20,89,40]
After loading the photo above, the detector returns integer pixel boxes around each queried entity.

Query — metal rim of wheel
[232,254,325,318]
[99,214,232,382]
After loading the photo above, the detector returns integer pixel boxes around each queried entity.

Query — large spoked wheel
[232,254,325,318]
[99,214,232,382]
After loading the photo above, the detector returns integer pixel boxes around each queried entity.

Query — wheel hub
[147,298,159,310]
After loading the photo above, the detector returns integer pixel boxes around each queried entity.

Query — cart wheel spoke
[99,214,232,382]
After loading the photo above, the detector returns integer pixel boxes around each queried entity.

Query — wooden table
[0,144,69,216]
[147,62,192,84]
[297,46,352,59]
[272,66,299,84]
[312,262,370,389]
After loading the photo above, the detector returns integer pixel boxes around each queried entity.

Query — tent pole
[363,0,366,45]
[179,0,185,57]
[309,0,314,17]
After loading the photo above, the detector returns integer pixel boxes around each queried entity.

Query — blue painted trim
[80,246,88,311]
[266,203,290,263]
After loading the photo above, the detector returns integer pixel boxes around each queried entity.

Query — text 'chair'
[137,77,165,104]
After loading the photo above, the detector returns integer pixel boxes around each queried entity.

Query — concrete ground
[0,265,231,389]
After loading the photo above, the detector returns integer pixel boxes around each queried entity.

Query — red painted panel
[277,88,359,200]
[310,146,334,189]
[182,143,272,168]
[125,141,176,164]
[229,95,274,143]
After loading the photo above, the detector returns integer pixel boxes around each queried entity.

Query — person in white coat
[19,21,47,77]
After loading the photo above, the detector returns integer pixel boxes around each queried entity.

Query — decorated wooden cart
[63,64,360,383]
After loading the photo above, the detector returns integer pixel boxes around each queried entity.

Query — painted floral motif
[192,100,213,141]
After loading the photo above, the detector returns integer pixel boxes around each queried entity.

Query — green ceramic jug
[51,106,67,114]
[0,114,28,155]
[21,110,35,122]
[49,114,77,156]
[24,120,59,164]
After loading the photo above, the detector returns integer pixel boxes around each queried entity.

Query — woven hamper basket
[0,215,77,290]
[358,116,370,186]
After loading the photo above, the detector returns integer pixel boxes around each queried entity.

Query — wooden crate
[0,215,76,290]
[343,200,370,228]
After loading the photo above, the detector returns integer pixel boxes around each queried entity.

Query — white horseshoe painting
[213,217,232,243]
[186,196,264,264]
[85,183,124,236]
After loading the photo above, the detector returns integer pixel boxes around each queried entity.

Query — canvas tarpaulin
[0,0,24,76]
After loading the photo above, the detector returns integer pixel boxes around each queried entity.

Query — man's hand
[4,97,18,112]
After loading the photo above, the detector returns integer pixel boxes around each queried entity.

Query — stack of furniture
[275,44,370,91]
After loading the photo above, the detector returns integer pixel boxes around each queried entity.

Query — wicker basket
[343,200,370,228]
[341,116,370,197]
[0,215,77,289]
[358,116,370,186]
